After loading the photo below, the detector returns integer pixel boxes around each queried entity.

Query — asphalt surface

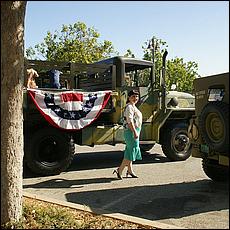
[23,144,229,229]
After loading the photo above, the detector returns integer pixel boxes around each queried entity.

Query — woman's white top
[123,103,142,129]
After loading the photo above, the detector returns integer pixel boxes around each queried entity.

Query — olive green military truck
[24,51,195,175]
[188,72,229,182]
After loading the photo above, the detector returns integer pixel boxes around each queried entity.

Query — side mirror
[167,97,178,107]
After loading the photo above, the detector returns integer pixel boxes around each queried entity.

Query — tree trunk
[1,1,27,225]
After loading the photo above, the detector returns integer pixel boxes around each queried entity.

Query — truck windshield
[125,67,151,87]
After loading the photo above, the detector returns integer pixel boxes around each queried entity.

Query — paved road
[23,144,229,229]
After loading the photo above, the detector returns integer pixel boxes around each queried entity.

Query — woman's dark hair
[126,90,139,103]
[128,89,139,97]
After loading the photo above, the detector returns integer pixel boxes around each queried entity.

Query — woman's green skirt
[124,127,142,161]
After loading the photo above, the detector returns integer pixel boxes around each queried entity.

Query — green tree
[26,21,117,63]
[123,49,135,58]
[167,58,198,92]
[142,36,199,92]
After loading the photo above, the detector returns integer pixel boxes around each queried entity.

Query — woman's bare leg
[118,158,130,176]
[127,161,138,177]
[127,161,134,174]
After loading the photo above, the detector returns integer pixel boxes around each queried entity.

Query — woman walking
[113,89,143,179]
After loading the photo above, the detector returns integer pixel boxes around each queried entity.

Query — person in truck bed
[48,69,62,89]
[26,68,39,88]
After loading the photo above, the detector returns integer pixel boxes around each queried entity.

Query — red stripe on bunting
[61,92,83,102]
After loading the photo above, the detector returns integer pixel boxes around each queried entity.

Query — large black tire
[161,122,192,161]
[140,144,155,152]
[24,127,75,176]
[199,101,229,153]
[202,158,229,182]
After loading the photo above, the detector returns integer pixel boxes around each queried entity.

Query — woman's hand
[133,131,138,139]
[128,121,138,139]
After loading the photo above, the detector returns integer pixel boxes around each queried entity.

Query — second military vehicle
[189,72,229,182]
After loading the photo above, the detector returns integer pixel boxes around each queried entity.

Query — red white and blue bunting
[28,89,111,130]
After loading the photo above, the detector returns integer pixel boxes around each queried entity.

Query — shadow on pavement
[23,177,229,221]
[63,179,229,221]
[23,177,118,189]
[68,150,170,171]
[23,149,170,178]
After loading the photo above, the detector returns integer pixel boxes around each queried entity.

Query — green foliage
[124,49,135,58]
[142,36,168,81]
[142,36,199,92]
[26,22,117,63]
[1,198,152,229]
[166,58,198,92]
[2,201,82,229]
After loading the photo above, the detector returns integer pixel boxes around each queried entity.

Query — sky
[25,1,229,77]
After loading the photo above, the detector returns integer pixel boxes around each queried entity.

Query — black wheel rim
[35,136,63,167]
[172,132,190,153]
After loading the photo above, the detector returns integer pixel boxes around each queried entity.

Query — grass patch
[2,197,156,229]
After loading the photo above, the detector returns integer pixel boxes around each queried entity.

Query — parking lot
[23,144,229,229]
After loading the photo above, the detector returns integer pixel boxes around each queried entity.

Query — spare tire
[199,101,229,153]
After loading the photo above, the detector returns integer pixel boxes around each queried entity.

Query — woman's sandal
[113,169,122,180]
[126,171,138,178]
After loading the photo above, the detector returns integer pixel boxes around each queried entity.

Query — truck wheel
[199,101,229,153]
[161,122,191,161]
[202,158,229,182]
[24,127,75,176]
[140,144,155,152]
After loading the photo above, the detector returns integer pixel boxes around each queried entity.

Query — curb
[23,191,186,229]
